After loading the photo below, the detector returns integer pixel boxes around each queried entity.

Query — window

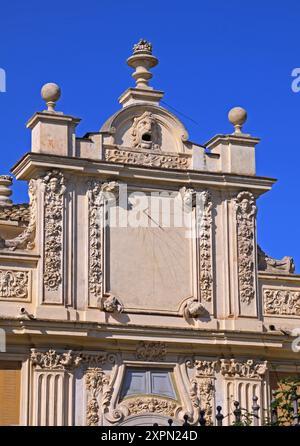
[121,368,176,400]
[0,362,21,425]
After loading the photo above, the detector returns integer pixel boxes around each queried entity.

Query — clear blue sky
[0,0,299,270]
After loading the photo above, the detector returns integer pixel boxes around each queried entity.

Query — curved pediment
[100,103,189,155]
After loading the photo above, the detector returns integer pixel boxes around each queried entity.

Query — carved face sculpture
[49,177,58,193]
[131,112,159,150]
[240,198,251,214]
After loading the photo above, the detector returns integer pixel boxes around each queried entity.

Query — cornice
[11,152,276,195]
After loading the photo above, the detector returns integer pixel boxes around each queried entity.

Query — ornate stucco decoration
[0,269,29,300]
[86,367,112,426]
[0,179,37,251]
[183,298,205,319]
[105,147,190,170]
[133,39,152,55]
[125,397,177,417]
[186,359,217,425]
[264,289,300,316]
[101,294,124,313]
[136,341,167,361]
[30,348,82,370]
[235,191,257,305]
[180,187,195,209]
[220,358,267,379]
[43,171,66,291]
[197,190,213,302]
[87,180,119,306]
[131,112,160,150]
[258,246,295,274]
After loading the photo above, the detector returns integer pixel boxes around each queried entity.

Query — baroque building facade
[0,40,299,426]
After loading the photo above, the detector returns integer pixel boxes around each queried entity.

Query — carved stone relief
[101,294,124,313]
[131,112,161,150]
[86,367,112,426]
[197,191,213,303]
[186,360,217,425]
[125,397,177,417]
[87,180,119,307]
[220,358,267,379]
[43,171,66,292]
[0,269,29,300]
[235,191,257,305]
[183,299,205,319]
[31,348,82,370]
[264,289,300,316]
[105,147,190,170]
[258,246,295,274]
[136,341,167,361]
[0,179,37,251]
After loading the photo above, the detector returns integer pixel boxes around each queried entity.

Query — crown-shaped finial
[133,39,152,55]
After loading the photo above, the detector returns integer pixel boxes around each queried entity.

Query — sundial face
[108,191,193,312]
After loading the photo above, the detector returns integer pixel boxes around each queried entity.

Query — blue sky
[0,0,299,270]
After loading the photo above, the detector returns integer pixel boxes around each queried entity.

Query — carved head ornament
[131,112,160,150]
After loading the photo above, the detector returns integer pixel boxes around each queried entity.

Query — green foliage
[270,376,300,426]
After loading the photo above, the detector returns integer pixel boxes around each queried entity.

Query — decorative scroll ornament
[0,179,37,251]
[258,246,295,274]
[131,112,160,150]
[101,294,124,313]
[197,191,213,302]
[30,348,82,370]
[264,289,300,316]
[187,360,217,425]
[88,181,119,303]
[105,147,190,170]
[125,397,177,416]
[183,298,205,319]
[0,269,29,299]
[220,358,267,379]
[86,367,112,426]
[136,341,167,361]
[235,191,257,305]
[43,171,66,291]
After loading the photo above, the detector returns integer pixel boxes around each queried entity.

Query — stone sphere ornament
[228,106,247,134]
[41,82,61,112]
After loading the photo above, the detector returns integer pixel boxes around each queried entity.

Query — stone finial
[228,106,247,134]
[0,175,13,207]
[41,82,61,112]
[133,39,152,55]
[127,39,158,89]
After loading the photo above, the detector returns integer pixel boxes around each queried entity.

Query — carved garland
[220,358,267,379]
[86,367,112,426]
[87,181,118,305]
[105,148,190,170]
[0,179,37,251]
[30,348,82,370]
[198,191,213,302]
[0,269,29,299]
[235,191,257,305]
[43,171,66,291]
[136,341,167,361]
[187,360,217,425]
[126,397,177,417]
[264,289,300,316]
